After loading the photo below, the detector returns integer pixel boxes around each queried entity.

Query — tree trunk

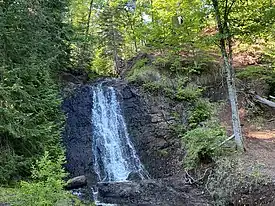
[85,0,94,39]
[77,0,93,70]
[224,55,244,150]
[212,0,244,151]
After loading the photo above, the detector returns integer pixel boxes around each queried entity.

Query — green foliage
[236,65,273,80]
[0,0,68,184]
[129,67,160,84]
[152,54,187,75]
[14,152,71,206]
[126,59,161,84]
[128,56,205,102]
[142,82,162,93]
[175,84,204,101]
[0,152,86,206]
[0,148,28,184]
[98,4,124,54]
[182,124,227,169]
[153,54,182,73]
[90,47,115,76]
[206,157,270,205]
[135,63,204,102]
[188,99,213,128]
[236,65,275,95]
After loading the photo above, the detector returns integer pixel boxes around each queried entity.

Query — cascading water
[91,82,148,182]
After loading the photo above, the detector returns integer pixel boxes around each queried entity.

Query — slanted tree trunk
[211,0,244,151]
[85,0,94,38]
[77,0,94,70]
[84,0,94,50]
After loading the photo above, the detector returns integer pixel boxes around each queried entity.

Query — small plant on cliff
[188,99,213,128]
[175,84,204,101]
[126,58,161,84]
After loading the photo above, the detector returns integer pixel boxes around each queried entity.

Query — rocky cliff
[62,79,186,181]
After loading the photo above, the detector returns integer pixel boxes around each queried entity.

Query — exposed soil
[218,102,275,180]
[244,137,275,179]
[217,99,275,205]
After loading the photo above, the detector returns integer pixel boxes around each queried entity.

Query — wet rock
[66,175,87,190]
[62,85,94,178]
[126,172,143,181]
[97,178,210,206]
[120,82,186,178]
[62,78,187,183]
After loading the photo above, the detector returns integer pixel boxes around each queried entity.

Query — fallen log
[255,95,275,108]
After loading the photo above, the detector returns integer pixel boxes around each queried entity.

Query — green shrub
[182,125,226,169]
[188,99,212,128]
[90,48,115,76]
[0,148,37,186]
[153,53,184,73]
[0,152,86,206]
[175,84,203,101]
[236,65,275,96]
[127,63,160,84]
[236,65,272,80]
[142,82,162,93]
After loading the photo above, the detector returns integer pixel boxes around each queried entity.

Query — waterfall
[92,83,148,182]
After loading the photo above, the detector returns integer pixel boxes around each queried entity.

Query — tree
[98,2,125,73]
[209,0,275,150]
[0,0,69,183]
[210,0,244,150]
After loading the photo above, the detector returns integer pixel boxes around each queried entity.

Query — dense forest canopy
[0,0,275,205]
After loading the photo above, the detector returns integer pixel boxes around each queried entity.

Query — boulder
[66,175,87,190]
[126,172,143,181]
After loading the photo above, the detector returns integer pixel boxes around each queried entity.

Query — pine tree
[0,0,69,184]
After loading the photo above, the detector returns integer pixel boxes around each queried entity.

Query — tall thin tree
[211,0,244,151]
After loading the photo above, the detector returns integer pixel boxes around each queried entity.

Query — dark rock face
[62,79,186,181]
[97,178,210,206]
[62,85,98,185]
[118,83,186,178]
[62,79,207,205]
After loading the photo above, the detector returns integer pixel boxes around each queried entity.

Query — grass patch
[236,65,273,80]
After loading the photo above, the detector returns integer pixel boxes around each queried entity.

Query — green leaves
[0,0,68,184]
[0,152,72,206]
[182,125,226,169]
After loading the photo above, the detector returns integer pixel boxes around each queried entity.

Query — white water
[92,83,148,182]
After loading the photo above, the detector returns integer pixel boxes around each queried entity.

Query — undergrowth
[182,122,227,170]
[0,152,92,206]
[129,56,228,170]
[206,157,271,206]
[236,65,275,96]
